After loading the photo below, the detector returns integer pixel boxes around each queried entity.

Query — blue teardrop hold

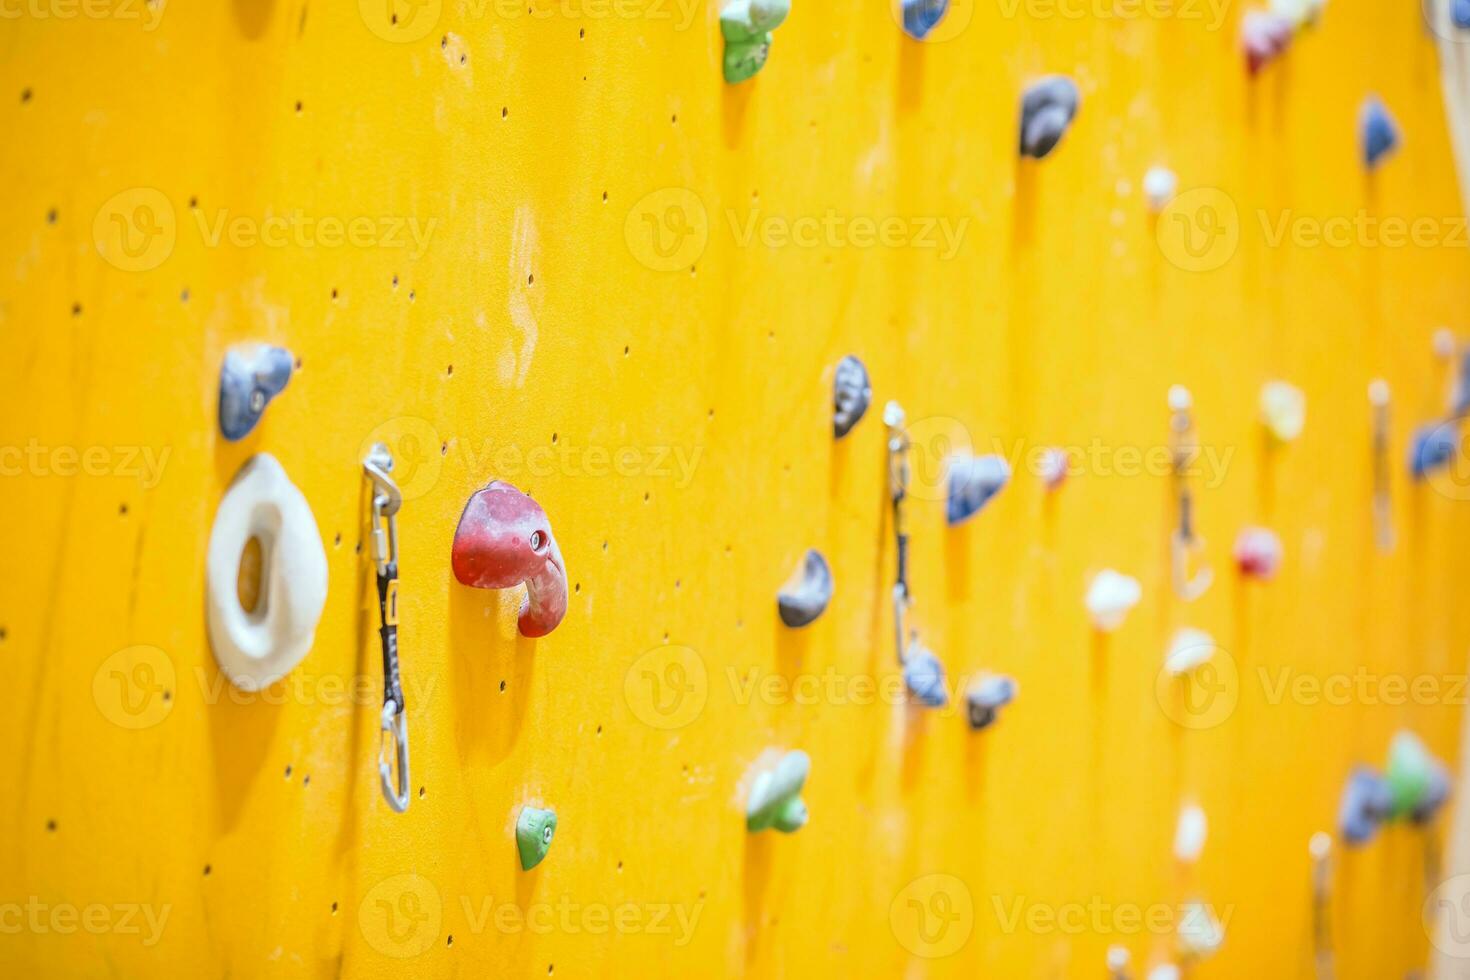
[219,344,294,441]
[946,453,1012,525]
[1360,97,1399,170]
[1338,766,1391,846]
[902,0,948,39]
[903,646,949,708]
[1410,421,1458,479]
[1455,0,1470,29]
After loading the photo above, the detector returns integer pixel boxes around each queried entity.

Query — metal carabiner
[884,402,912,666]
[1309,833,1334,980]
[1369,380,1393,553]
[1168,386,1213,601]
[364,443,410,814]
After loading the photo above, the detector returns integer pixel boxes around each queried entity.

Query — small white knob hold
[206,454,328,690]
[1085,570,1142,632]
[1165,628,1216,675]
[1168,385,1192,412]
[1143,166,1178,212]
[1107,945,1131,971]
[1434,327,1456,359]
[1368,379,1390,406]
[1260,379,1307,442]
[1174,803,1208,862]
[1309,831,1332,860]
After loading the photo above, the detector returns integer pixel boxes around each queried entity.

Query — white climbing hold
[1147,966,1180,980]
[1040,447,1069,490]
[1167,384,1192,413]
[1177,901,1225,958]
[1085,570,1142,632]
[1165,628,1216,675]
[1143,166,1178,212]
[206,454,328,690]
[1270,0,1325,28]
[1260,380,1306,442]
[1174,803,1208,862]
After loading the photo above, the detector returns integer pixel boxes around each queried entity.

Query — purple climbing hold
[903,643,949,708]
[1360,97,1399,170]
[219,344,293,441]
[1338,766,1392,845]
[832,355,872,439]
[1019,76,1080,160]
[946,453,1011,525]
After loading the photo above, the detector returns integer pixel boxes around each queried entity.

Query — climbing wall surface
[3,0,1470,976]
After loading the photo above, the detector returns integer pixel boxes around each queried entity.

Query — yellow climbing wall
[3,0,1470,976]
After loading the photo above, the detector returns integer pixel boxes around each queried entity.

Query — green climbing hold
[1384,731,1450,824]
[746,749,809,833]
[516,806,557,870]
[721,0,790,84]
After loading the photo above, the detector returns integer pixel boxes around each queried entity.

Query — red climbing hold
[451,481,568,638]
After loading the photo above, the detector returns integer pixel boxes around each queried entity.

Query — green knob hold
[517,806,557,870]
[721,0,790,84]
[746,750,809,833]
[1385,731,1451,824]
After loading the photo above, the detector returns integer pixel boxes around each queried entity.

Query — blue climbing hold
[1456,0,1470,29]
[219,344,293,441]
[902,0,948,39]
[1360,97,1399,170]
[903,643,948,708]
[1410,421,1458,479]
[946,453,1011,525]
[1338,766,1392,846]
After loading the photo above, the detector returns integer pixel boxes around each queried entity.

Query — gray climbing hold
[832,355,872,439]
[219,344,293,441]
[966,674,1017,731]
[777,549,833,628]
[946,453,1011,525]
[1019,76,1080,159]
[516,806,557,870]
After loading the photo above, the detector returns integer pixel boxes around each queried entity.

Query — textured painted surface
[2,0,1470,977]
